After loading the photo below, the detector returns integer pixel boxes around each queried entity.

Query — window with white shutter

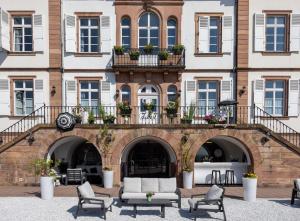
[254,14,265,52]
[65,80,77,106]
[288,79,299,117]
[222,16,233,53]
[0,79,10,115]
[33,14,44,52]
[0,8,10,51]
[34,79,44,109]
[253,79,265,109]
[185,80,196,106]
[65,15,76,53]
[198,16,209,53]
[100,16,111,53]
[290,14,300,52]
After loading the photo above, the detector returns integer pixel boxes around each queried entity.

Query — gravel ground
[0,197,299,221]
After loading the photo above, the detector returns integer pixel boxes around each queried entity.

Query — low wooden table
[127,199,172,218]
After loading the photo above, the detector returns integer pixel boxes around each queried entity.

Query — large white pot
[81,111,89,124]
[183,171,193,189]
[103,170,114,188]
[40,176,54,200]
[242,178,257,202]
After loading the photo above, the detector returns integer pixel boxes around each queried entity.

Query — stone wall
[0,125,299,187]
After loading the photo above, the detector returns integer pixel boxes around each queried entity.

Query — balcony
[112,47,185,71]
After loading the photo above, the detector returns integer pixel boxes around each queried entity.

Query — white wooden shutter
[254,14,265,52]
[220,80,232,101]
[0,9,10,51]
[198,16,209,53]
[0,79,10,115]
[290,14,300,52]
[185,81,196,106]
[222,16,233,53]
[65,15,76,53]
[65,80,77,106]
[288,80,299,117]
[100,16,112,53]
[101,81,111,106]
[34,79,44,109]
[33,14,44,52]
[254,79,265,109]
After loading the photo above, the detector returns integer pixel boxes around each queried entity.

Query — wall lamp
[51,86,56,96]
[0,137,3,145]
[261,131,271,145]
[115,89,120,98]
[177,90,182,97]
[27,132,35,145]
[239,86,246,97]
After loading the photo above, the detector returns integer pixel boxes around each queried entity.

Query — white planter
[40,176,54,200]
[81,111,89,124]
[242,178,257,202]
[183,171,193,189]
[103,170,114,188]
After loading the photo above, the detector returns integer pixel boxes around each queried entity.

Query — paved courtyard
[0,197,299,221]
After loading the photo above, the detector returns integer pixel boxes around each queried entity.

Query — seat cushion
[83,197,113,209]
[152,193,178,200]
[158,178,177,193]
[141,178,159,193]
[123,178,142,193]
[121,192,147,200]
[188,198,204,209]
[78,181,95,198]
[205,185,223,201]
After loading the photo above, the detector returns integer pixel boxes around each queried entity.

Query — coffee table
[127,199,172,218]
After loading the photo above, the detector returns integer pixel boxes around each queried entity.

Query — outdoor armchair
[291,179,300,205]
[188,185,226,221]
[76,181,113,220]
[66,168,87,185]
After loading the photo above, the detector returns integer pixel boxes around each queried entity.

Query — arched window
[121,17,131,50]
[121,85,131,104]
[167,85,177,102]
[138,12,159,48]
[167,18,177,49]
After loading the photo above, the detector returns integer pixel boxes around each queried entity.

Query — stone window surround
[194,12,224,56]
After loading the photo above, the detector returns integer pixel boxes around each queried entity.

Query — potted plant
[72,105,85,124]
[146,192,154,202]
[117,101,132,117]
[99,105,116,125]
[181,104,195,124]
[103,167,114,188]
[33,159,59,200]
[165,101,178,119]
[129,50,140,60]
[172,44,184,55]
[158,50,169,60]
[114,46,124,55]
[143,44,154,54]
[181,134,193,189]
[88,111,95,124]
[143,102,155,117]
[242,172,258,202]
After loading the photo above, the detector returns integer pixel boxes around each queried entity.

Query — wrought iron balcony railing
[112,48,185,69]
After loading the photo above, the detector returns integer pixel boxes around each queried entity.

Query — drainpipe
[60,0,65,106]
[233,0,238,123]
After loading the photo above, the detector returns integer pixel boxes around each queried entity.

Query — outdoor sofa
[291,179,300,205]
[119,177,181,208]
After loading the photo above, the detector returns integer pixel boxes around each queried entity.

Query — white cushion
[158,178,177,193]
[123,178,142,193]
[295,179,300,190]
[188,198,203,209]
[205,185,223,201]
[152,193,178,200]
[78,181,95,198]
[141,178,159,193]
[122,192,147,199]
[83,197,113,208]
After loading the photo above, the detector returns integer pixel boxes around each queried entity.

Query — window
[198,81,218,116]
[264,80,285,116]
[121,17,131,50]
[167,85,177,102]
[138,12,159,48]
[13,16,33,52]
[209,17,221,53]
[266,15,287,52]
[80,81,99,114]
[121,85,131,104]
[167,18,177,49]
[80,18,99,53]
[14,80,33,115]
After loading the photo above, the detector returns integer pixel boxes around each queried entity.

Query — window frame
[78,17,100,53]
[79,80,100,108]
[138,12,160,49]
[167,85,177,102]
[197,80,220,116]
[14,79,34,116]
[120,16,131,50]
[12,16,33,52]
[121,85,131,104]
[167,18,177,49]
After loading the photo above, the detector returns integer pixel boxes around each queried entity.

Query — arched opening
[121,137,177,180]
[194,136,251,185]
[47,136,102,184]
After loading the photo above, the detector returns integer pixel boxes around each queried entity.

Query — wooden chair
[76,181,113,220]
[291,179,300,205]
[66,168,87,185]
[188,185,226,221]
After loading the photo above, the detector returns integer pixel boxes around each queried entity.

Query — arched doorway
[121,137,177,179]
[47,136,102,184]
[194,136,251,185]
[138,85,160,124]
